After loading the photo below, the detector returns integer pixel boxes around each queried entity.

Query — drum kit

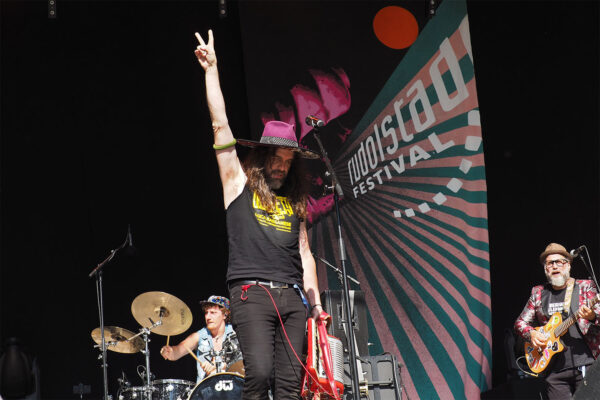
[90,291,244,400]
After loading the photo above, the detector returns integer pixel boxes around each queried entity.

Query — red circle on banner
[373,6,419,50]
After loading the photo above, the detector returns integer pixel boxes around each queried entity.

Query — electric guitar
[524,296,598,374]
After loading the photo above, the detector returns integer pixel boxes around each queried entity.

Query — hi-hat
[91,326,144,354]
[131,291,192,336]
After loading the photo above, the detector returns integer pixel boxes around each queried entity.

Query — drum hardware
[221,333,244,376]
[91,327,145,354]
[204,349,226,374]
[127,316,166,399]
[197,334,245,376]
[127,291,193,400]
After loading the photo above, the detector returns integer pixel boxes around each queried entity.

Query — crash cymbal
[131,291,192,336]
[91,326,144,354]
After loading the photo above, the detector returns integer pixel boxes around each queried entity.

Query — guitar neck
[554,314,577,338]
[554,296,598,338]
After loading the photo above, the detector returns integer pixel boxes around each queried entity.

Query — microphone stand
[575,246,599,291]
[311,128,361,400]
[312,252,360,287]
[89,231,130,400]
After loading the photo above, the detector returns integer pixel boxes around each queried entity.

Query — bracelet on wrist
[213,138,237,150]
[310,304,322,311]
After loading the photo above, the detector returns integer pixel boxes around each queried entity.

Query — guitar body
[524,313,566,374]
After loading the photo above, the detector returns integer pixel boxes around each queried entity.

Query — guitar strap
[563,278,575,317]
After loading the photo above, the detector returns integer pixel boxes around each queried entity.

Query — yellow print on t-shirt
[253,192,294,232]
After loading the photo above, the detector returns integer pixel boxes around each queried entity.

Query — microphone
[570,245,585,257]
[123,223,137,256]
[305,115,325,128]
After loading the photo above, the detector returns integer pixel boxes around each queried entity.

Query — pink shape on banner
[275,102,296,126]
[291,85,327,141]
[307,194,335,224]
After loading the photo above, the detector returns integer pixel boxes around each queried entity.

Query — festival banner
[238,1,490,398]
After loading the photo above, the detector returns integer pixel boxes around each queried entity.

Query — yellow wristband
[213,139,237,150]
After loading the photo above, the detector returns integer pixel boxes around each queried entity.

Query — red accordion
[302,313,344,400]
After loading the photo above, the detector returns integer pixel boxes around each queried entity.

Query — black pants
[229,283,307,400]
[545,367,585,399]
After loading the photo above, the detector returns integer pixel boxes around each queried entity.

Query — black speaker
[321,290,369,356]
[573,358,600,399]
[343,354,402,400]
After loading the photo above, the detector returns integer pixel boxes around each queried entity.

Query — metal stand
[128,318,163,400]
[312,129,362,400]
[88,228,131,400]
[575,246,598,290]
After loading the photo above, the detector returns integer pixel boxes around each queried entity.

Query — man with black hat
[515,243,600,399]
[193,30,324,399]
[160,295,241,382]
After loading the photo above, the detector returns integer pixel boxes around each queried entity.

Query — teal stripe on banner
[355,189,490,253]
[360,195,490,270]
[348,202,492,333]
[345,206,492,367]
[344,209,487,397]
[365,311,383,355]
[344,208,493,389]
[358,187,488,229]
[382,179,487,199]
[342,224,440,399]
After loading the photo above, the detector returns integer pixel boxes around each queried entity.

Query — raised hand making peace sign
[194,29,216,71]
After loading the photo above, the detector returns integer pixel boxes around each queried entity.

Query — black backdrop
[1,1,598,398]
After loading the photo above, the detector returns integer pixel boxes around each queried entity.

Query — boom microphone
[570,246,585,257]
[305,115,325,128]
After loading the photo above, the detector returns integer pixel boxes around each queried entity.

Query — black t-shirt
[225,186,303,285]
[541,284,594,371]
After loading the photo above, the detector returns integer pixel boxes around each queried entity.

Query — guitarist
[515,243,600,399]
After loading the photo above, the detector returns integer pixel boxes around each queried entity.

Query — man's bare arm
[194,30,245,208]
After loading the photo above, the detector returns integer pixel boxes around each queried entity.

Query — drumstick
[184,346,201,363]
[166,335,170,346]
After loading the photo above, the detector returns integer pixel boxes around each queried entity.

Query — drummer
[160,295,241,382]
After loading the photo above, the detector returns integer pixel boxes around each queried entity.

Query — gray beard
[266,171,286,190]
[547,271,570,287]
[267,177,284,190]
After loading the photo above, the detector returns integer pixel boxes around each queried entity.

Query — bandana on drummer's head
[199,295,230,310]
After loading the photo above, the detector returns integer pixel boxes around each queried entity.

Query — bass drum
[187,373,244,400]
[152,379,195,400]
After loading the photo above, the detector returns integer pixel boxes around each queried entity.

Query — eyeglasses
[545,259,569,268]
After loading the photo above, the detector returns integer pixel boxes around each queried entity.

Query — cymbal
[131,291,192,336]
[91,326,144,354]
[227,360,245,377]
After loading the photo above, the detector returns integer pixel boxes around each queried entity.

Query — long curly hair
[242,147,308,220]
